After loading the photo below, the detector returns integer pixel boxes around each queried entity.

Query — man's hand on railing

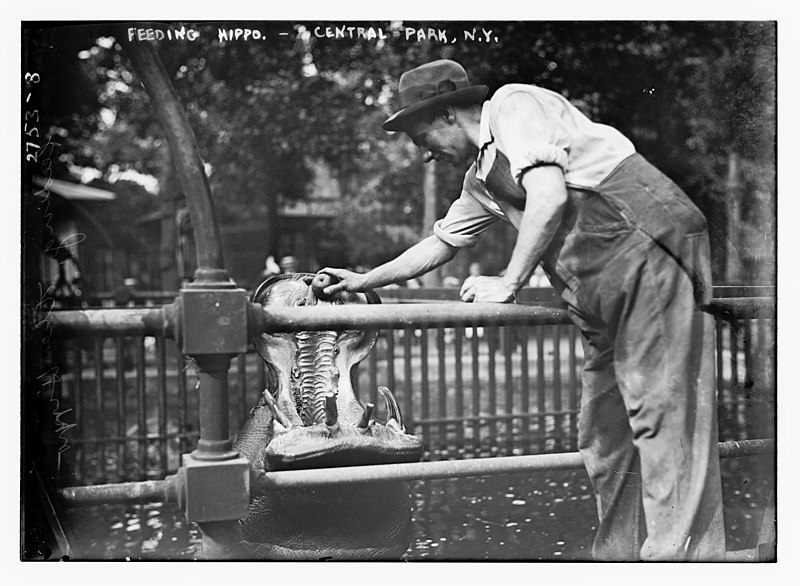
[460,275,517,304]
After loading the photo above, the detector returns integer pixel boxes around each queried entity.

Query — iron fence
[33,288,775,487]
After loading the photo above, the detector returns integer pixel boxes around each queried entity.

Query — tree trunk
[120,38,225,273]
[158,147,180,290]
[419,160,439,287]
[725,152,743,284]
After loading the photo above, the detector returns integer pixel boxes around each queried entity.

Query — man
[319,59,725,561]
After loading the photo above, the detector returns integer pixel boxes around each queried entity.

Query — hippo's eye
[295,299,306,306]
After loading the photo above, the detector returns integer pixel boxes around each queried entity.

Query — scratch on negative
[680,440,689,470]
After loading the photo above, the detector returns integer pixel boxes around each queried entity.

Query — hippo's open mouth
[240,273,424,473]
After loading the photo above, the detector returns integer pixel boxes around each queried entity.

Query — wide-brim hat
[383,59,489,132]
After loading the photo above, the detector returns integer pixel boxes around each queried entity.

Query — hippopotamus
[231,273,424,560]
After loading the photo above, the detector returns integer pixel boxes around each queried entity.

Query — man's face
[403,113,475,167]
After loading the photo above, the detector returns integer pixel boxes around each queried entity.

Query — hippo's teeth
[261,390,293,430]
[357,402,375,431]
[378,386,405,433]
[386,418,403,432]
[324,392,340,435]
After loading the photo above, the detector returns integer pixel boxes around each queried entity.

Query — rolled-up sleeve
[433,169,499,248]
[490,88,570,184]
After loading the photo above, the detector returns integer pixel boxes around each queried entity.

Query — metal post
[192,354,237,461]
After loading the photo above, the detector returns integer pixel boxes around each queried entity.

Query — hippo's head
[233,274,424,560]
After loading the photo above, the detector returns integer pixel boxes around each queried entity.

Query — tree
[23,21,776,287]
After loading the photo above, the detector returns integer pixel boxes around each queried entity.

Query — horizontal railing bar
[255,438,774,490]
[42,432,199,446]
[42,296,774,338]
[55,439,773,505]
[705,297,776,320]
[80,285,775,304]
[57,478,179,506]
[262,303,573,332]
[711,286,776,299]
[45,306,175,338]
[411,410,579,426]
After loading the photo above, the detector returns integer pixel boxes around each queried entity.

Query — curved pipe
[120,37,225,272]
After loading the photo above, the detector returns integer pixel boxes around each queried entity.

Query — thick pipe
[262,303,573,333]
[46,306,174,338]
[193,355,238,461]
[57,477,178,506]
[56,439,773,506]
[705,297,776,321]
[120,37,225,270]
[40,297,772,343]
[255,438,775,491]
[258,298,774,334]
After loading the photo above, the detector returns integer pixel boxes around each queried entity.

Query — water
[404,469,595,560]
[59,454,773,561]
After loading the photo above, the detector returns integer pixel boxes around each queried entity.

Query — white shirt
[434,84,636,248]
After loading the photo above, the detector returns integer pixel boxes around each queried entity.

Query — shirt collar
[474,101,495,182]
[478,101,493,148]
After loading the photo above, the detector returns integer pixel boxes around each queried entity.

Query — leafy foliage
[23,21,776,285]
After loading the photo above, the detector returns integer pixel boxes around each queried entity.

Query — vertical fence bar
[72,346,85,483]
[471,327,481,453]
[420,328,430,448]
[520,326,530,453]
[552,324,563,450]
[454,327,464,452]
[136,338,147,480]
[237,353,248,427]
[715,319,727,429]
[503,327,514,455]
[487,327,497,453]
[729,322,745,440]
[178,353,189,455]
[567,326,578,451]
[536,327,546,452]
[386,331,396,412]
[742,320,754,437]
[114,338,127,480]
[403,328,414,436]
[436,328,447,455]
[93,337,105,481]
[156,338,168,477]
[368,340,378,406]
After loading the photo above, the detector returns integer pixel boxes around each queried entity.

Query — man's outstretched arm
[319,235,460,295]
[460,165,567,303]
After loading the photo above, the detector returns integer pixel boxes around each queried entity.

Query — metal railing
[35,289,775,486]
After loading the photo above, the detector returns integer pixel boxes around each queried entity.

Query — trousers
[544,155,726,560]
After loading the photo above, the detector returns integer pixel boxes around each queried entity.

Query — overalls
[481,151,726,560]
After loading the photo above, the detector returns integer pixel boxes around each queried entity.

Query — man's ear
[441,106,457,124]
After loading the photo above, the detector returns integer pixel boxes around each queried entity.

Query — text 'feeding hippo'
[231,273,424,560]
